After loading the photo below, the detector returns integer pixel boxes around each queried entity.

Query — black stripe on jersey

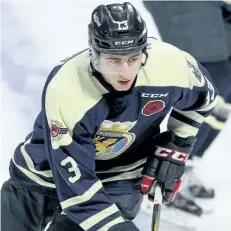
[171,110,201,128]
[9,162,57,194]
[96,163,145,180]
[196,107,215,117]
[59,128,68,134]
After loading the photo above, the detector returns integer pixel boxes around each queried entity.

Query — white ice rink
[1,1,231,230]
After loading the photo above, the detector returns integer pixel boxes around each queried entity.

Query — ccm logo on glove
[155,146,189,163]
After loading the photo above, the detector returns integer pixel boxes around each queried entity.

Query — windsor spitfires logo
[50,120,68,141]
[94,120,137,160]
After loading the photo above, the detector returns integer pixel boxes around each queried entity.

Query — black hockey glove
[108,221,139,231]
[140,131,196,204]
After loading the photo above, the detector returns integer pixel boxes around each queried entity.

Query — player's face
[99,51,143,91]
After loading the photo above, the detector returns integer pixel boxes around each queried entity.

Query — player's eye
[109,60,121,65]
[129,57,139,63]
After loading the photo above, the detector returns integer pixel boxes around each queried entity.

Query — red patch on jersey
[142,100,165,116]
[50,120,68,141]
[51,124,59,137]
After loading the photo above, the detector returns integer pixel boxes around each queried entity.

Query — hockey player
[1,2,218,231]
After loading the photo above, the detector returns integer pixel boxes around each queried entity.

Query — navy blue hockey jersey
[10,38,217,231]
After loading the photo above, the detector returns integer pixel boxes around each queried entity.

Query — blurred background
[1,1,231,231]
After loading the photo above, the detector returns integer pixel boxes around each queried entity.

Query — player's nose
[119,62,131,75]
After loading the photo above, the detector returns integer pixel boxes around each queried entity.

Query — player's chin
[115,86,132,91]
[115,80,133,91]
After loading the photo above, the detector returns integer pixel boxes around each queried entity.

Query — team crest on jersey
[142,100,165,116]
[50,120,68,141]
[94,120,137,160]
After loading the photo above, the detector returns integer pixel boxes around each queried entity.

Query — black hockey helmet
[88,2,148,54]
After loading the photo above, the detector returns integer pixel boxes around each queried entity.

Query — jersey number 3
[61,157,81,183]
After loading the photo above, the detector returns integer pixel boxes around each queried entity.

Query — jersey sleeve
[42,68,126,231]
[167,51,218,138]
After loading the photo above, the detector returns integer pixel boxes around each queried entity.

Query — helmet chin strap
[89,46,100,72]
[142,50,149,67]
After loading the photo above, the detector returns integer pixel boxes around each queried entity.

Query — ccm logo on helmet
[114,40,134,45]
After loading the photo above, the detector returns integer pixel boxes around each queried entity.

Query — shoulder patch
[50,120,68,141]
